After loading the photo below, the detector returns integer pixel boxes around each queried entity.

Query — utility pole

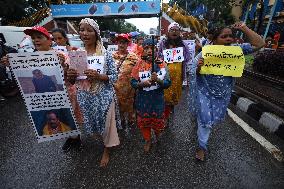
[263,0,278,40]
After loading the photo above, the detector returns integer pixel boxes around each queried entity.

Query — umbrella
[129,31,141,37]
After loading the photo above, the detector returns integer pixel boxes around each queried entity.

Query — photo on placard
[30,108,76,136]
[14,67,64,94]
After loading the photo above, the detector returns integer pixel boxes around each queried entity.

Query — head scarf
[79,18,105,55]
[168,22,181,32]
[142,38,158,47]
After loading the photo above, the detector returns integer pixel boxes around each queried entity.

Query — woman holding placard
[131,39,171,153]
[66,18,121,167]
[188,22,265,161]
[158,22,192,125]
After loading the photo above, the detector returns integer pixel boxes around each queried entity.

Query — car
[67,34,84,49]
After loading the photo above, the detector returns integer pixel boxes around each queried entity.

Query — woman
[131,39,171,152]
[158,22,192,124]
[52,28,83,153]
[188,22,265,161]
[67,18,121,167]
[51,28,78,51]
[112,33,138,128]
[0,26,82,151]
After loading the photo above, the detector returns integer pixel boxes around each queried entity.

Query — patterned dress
[131,60,171,141]
[59,50,84,125]
[112,51,138,124]
[76,51,121,135]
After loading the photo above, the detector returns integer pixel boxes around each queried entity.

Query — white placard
[8,52,80,142]
[52,46,68,52]
[87,56,105,74]
[139,68,166,91]
[162,47,184,63]
[107,45,118,53]
[173,47,184,62]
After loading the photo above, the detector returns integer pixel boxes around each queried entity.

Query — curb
[230,92,284,140]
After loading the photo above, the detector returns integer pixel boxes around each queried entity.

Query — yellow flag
[200,45,245,77]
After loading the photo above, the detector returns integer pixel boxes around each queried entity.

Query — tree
[96,19,137,33]
[0,0,48,25]
[170,0,237,26]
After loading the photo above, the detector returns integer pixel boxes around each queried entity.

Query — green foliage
[244,54,255,68]
[96,19,137,33]
[0,0,48,24]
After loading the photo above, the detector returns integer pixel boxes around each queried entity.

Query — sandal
[195,149,206,161]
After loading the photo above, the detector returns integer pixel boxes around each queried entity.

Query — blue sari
[188,43,253,128]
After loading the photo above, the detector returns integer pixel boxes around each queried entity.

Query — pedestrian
[112,33,138,129]
[158,22,192,125]
[131,38,171,153]
[188,22,265,161]
[66,18,121,167]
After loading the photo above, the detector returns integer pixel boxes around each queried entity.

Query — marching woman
[131,39,171,153]
[112,34,138,129]
[51,28,84,152]
[66,18,121,167]
[158,22,192,125]
[188,22,265,161]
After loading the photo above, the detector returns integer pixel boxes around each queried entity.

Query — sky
[125,0,170,34]
[125,18,159,34]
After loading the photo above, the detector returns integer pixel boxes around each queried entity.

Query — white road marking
[228,109,284,162]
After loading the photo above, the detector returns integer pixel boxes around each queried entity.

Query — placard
[200,45,245,77]
[8,52,80,142]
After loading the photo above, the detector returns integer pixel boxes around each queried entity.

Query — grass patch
[244,54,254,68]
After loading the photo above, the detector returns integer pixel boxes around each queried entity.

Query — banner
[183,40,196,60]
[200,45,245,77]
[8,52,80,142]
[51,0,161,18]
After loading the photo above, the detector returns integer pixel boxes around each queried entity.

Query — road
[1,91,283,189]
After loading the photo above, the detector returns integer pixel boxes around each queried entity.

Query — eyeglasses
[219,34,234,39]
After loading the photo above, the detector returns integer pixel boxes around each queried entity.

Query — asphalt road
[1,92,283,189]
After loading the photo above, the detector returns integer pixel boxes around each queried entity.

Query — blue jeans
[197,123,211,151]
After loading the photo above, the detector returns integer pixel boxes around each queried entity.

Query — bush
[253,49,284,78]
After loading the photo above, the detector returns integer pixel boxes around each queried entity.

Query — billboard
[51,0,161,18]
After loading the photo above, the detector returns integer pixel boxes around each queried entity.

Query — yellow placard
[200,45,245,77]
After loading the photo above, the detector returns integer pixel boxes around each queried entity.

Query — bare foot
[196,149,205,161]
[143,141,151,153]
[100,148,110,168]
